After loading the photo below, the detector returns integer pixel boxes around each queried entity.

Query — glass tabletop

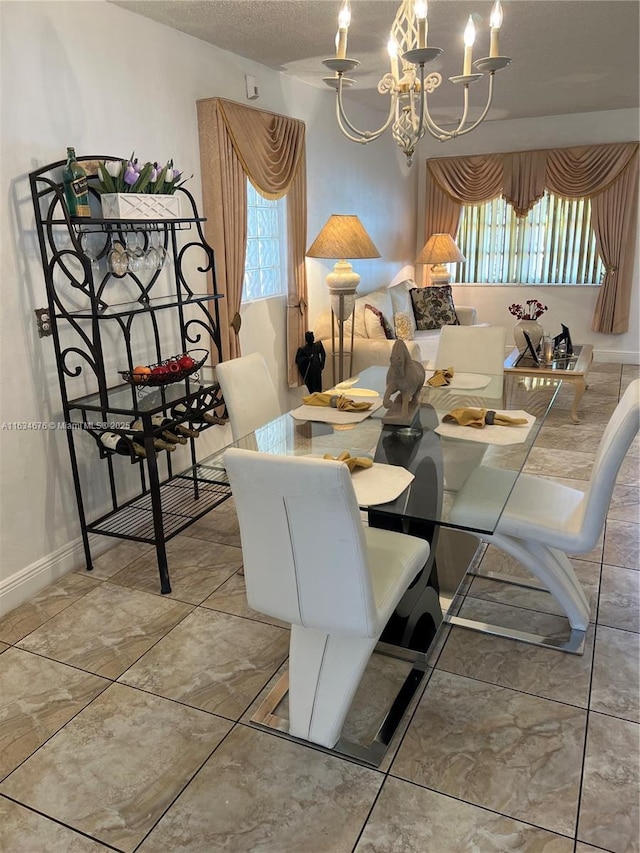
[197,366,560,538]
[505,344,590,373]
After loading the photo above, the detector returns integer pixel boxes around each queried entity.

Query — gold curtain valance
[425,141,639,334]
[428,154,503,205]
[216,98,305,199]
[545,143,638,199]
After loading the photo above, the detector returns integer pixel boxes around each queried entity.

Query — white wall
[415,109,640,362]
[0,0,417,609]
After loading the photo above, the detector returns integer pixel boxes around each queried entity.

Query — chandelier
[322,0,512,165]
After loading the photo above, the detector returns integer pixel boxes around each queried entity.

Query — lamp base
[327,260,360,322]
[429,263,451,285]
[326,262,359,385]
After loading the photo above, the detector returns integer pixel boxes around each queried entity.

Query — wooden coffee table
[504,344,594,424]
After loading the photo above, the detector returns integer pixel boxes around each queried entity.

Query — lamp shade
[416,233,466,265]
[307,215,381,260]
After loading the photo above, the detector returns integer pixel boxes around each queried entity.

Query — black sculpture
[295,331,326,393]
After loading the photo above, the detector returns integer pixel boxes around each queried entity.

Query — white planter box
[101,193,181,220]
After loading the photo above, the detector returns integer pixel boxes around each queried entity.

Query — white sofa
[314,279,478,384]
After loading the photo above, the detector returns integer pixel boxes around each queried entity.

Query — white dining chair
[449,378,640,653]
[431,324,507,404]
[215,352,280,441]
[434,324,507,374]
[223,448,430,749]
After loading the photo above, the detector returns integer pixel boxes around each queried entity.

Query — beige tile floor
[0,363,638,852]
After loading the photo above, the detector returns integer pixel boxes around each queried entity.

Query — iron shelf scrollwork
[30,154,231,594]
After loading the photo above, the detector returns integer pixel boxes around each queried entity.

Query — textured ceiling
[110,1,639,124]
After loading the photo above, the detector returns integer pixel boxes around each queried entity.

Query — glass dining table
[197,365,560,657]
[194,365,561,764]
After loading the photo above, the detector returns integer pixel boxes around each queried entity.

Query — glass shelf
[68,366,218,416]
[58,292,223,319]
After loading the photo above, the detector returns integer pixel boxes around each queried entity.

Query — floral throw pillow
[364,303,395,340]
[410,286,459,331]
[394,311,414,341]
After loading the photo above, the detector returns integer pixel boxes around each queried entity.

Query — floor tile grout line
[349,775,387,852]
[571,560,604,849]
[0,674,112,786]
[0,792,124,852]
[0,575,107,646]
[433,658,594,712]
[129,721,242,853]
[383,773,578,842]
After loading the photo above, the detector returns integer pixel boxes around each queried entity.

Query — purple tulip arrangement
[508,299,548,321]
[98,154,191,195]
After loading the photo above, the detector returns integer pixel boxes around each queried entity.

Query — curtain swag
[425,142,639,334]
[197,98,308,386]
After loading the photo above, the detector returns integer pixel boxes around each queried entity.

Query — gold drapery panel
[591,151,639,334]
[424,142,639,333]
[197,98,307,385]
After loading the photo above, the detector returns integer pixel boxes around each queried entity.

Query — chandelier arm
[454,86,471,134]
[335,78,398,142]
[451,73,496,137]
[418,88,453,141]
[419,71,495,141]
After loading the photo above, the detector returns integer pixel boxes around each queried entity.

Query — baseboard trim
[0,535,112,619]
[592,350,639,365]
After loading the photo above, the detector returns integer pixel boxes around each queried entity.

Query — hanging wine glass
[80,230,104,280]
[143,230,160,272]
[125,230,144,274]
[150,230,168,270]
[107,241,128,276]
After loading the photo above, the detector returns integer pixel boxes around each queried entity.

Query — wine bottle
[62,147,91,217]
[129,419,177,452]
[171,402,227,428]
[150,415,188,445]
[99,431,146,458]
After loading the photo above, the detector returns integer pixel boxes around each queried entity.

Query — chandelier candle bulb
[336,0,351,58]
[415,0,428,49]
[463,16,475,76]
[490,1,503,57]
[388,39,400,80]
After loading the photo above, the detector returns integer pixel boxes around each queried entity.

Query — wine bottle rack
[30,155,231,594]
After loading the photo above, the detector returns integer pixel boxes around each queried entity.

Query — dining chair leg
[288,624,378,748]
[488,534,590,630]
[445,531,589,655]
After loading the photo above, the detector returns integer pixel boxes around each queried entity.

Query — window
[242,179,288,302]
[455,191,604,285]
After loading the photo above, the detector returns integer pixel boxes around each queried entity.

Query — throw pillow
[364,303,395,340]
[410,286,460,331]
[394,311,414,341]
[389,279,418,332]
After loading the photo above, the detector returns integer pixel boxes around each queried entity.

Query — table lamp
[307,214,380,383]
[416,233,465,285]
